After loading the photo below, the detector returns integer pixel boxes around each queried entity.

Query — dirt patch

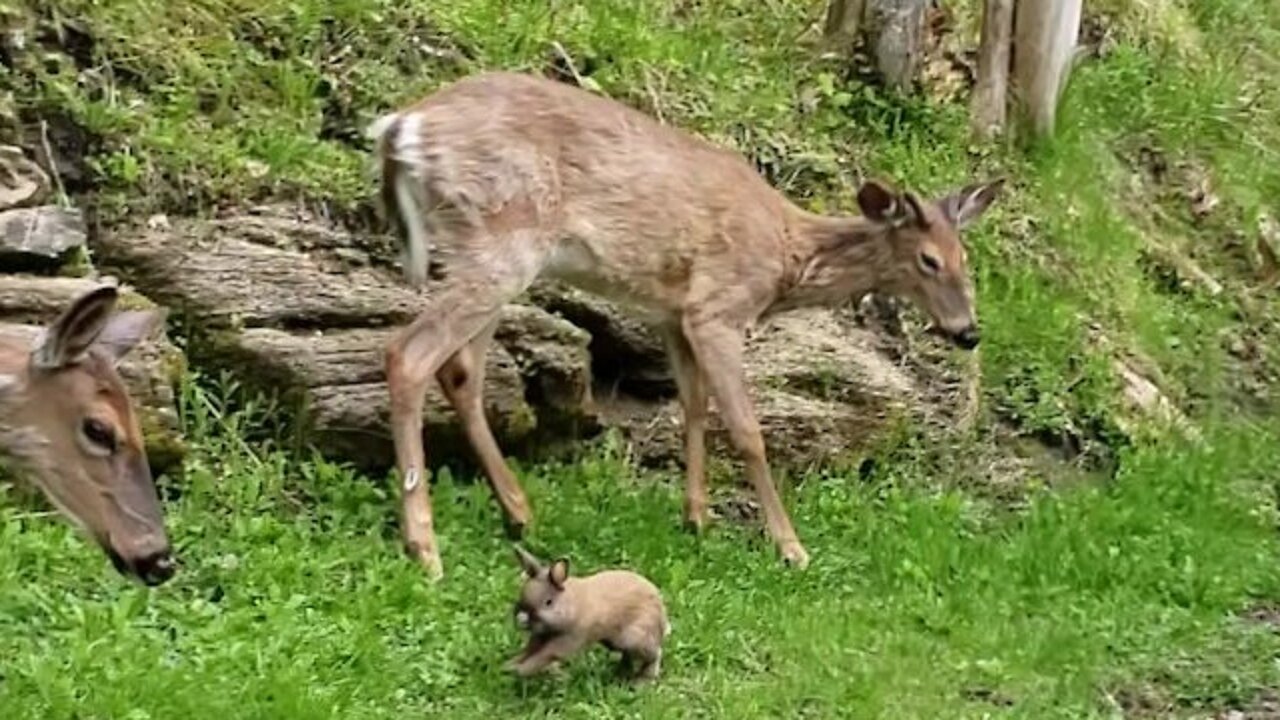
[1213,691,1280,720]
[1111,677,1280,720]
[1240,604,1280,630]
[1112,682,1178,718]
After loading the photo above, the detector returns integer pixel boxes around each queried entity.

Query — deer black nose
[954,326,981,350]
[134,549,176,586]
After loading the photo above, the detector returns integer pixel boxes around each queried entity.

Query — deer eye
[919,252,942,275]
[81,418,117,454]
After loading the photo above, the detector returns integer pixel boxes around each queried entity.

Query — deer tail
[368,111,430,288]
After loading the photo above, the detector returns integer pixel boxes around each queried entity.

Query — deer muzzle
[952,325,981,350]
[106,533,175,586]
[925,322,981,350]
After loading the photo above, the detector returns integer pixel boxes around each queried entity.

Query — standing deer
[370,71,1003,578]
[0,285,175,585]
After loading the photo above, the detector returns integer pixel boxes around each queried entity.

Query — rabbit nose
[515,610,530,627]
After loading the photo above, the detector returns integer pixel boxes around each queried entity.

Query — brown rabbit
[506,545,670,681]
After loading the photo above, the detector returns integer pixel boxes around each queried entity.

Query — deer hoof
[502,509,531,540]
[682,514,708,535]
[682,502,709,534]
[503,519,527,540]
[405,541,444,581]
[780,541,810,570]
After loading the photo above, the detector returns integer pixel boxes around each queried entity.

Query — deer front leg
[437,317,532,537]
[386,325,442,580]
[384,280,512,580]
[682,318,809,569]
[508,633,586,677]
[662,324,710,533]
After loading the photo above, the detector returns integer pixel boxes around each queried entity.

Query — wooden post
[970,0,1014,139]
[1012,0,1082,137]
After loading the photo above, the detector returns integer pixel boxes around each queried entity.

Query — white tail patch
[365,112,400,143]
[370,112,432,288]
[366,112,400,180]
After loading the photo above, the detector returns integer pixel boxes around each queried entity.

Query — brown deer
[369,71,1003,579]
[0,284,175,585]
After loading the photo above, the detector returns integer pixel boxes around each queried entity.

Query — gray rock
[0,205,86,270]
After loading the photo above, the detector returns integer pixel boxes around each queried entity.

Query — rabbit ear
[513,545,542,577]
[548,558,570,589]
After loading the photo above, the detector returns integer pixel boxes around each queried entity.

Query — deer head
[0,285,174,585]
[857,178,1004,349]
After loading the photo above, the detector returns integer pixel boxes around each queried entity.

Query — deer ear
[514,545,542,577]
[941,178,1005,229]
[32,285,119,370]
[93,309,165,365]
[548,558,569,589]
[857,180,900,222]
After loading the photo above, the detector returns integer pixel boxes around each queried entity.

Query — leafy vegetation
[1,0,1279,717]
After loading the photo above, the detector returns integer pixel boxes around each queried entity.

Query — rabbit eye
[543,597,553,607]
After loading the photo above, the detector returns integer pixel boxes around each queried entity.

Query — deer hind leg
[661,324,710,533]
[437,316,532,537]
[681,317,810,569]
[385,248,541,579]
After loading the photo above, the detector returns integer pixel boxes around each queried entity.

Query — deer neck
[772,210,897,313]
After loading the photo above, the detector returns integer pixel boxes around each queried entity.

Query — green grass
[2,0,1280,716]
[2,381,1279,719]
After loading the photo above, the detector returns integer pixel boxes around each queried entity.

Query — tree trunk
[824,0,928,93]
[823,0,867,39]
[864,0,930,92]
[1012,0,1082,137]
[970,0,1014,139]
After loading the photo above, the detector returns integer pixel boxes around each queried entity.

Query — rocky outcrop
[91,205,920,473]
[93,207,598,470]
[598,309,917,469]
[0,145,86,272]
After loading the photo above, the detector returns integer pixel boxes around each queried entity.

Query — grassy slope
[2,0,1280,717]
